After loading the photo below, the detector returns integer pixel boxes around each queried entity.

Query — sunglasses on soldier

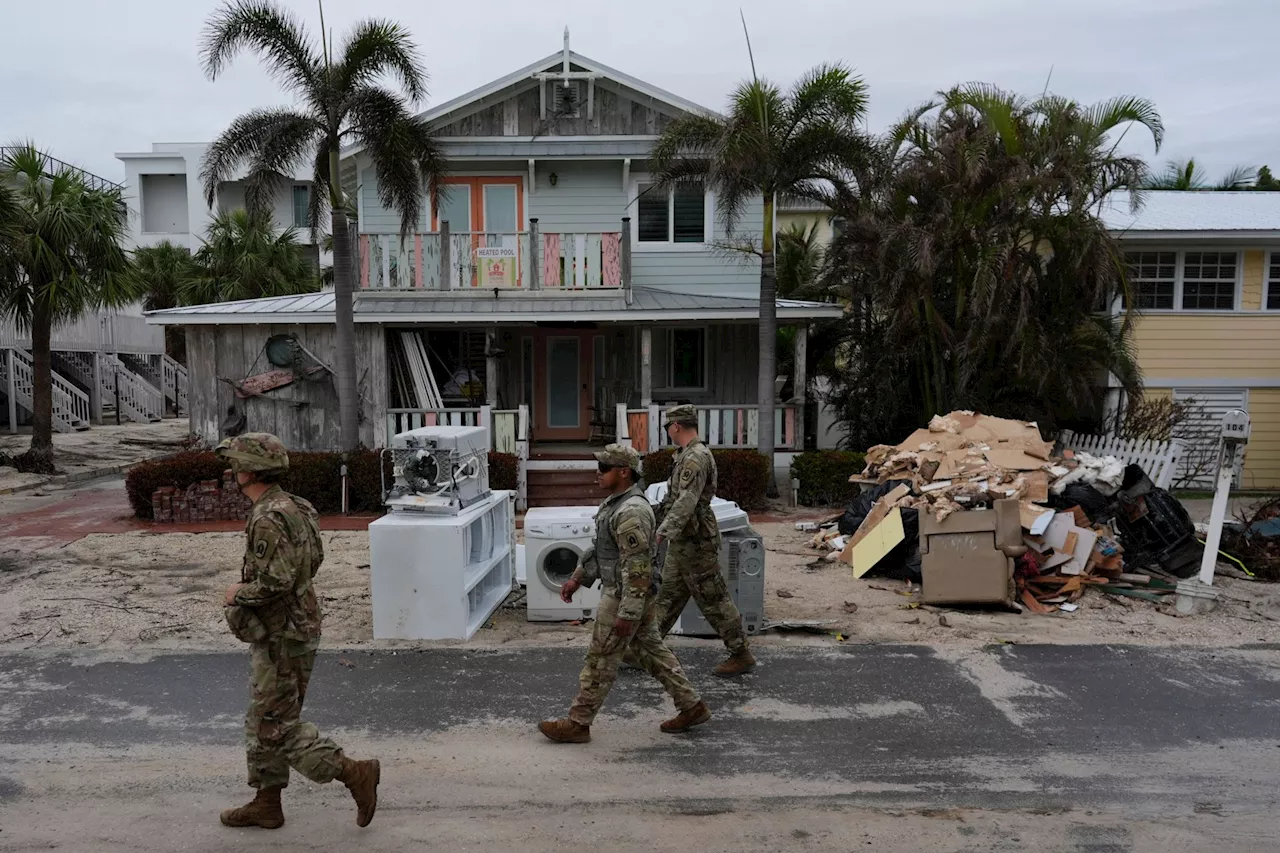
[597,462,617,473]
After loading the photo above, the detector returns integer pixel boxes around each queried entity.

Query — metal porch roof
[144,286,844,325]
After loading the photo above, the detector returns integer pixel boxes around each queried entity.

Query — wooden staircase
[525,447,603,508]
[1,347,91,432]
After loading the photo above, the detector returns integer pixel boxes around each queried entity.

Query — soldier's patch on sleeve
[254,539,269,559]
[625,531,642,551]
[679,465,696,486]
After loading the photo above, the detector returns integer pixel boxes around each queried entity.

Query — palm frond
[1081,95,1164,152]
[782,63,868,138]
[1215,165,1257,190]
[337,19,427,103]
[347,86,447,236]
[201,0,319,97]
[242,112,324,216]
[200,108,319,207]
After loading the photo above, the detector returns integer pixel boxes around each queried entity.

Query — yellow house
[777,197,841,246]
[1105,192,1280,489]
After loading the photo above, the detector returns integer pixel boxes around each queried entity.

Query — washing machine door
[536,540,587,593]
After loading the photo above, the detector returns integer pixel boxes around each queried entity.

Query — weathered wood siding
[432,77,681,138]
[184,324,387,451]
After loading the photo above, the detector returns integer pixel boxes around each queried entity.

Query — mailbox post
[1178,409,1249,614]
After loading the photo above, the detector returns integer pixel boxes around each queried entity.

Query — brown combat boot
[713,649,756,677]
[336,757,380,827]
[660,701,712,733]
[538,718,591,743]
[219,786,284,829]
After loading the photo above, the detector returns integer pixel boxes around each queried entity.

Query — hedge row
[641,447,772,511]
[126,450,519,520]
[789,450,867,507]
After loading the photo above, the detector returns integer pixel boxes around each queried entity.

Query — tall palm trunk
[329,148,359,451]
[757,197,778,496]
[25,295,56,472]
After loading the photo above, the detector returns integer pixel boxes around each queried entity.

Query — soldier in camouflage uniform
[538,444,710,743]
[215,433,381,830]
[652,405,755,676]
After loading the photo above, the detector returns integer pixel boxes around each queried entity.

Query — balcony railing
[617,403,800,454]
[359,217,631,292]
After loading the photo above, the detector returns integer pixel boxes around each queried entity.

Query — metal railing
[0,147,125,193]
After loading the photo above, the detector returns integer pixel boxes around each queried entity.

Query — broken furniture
[919,498,1024,607]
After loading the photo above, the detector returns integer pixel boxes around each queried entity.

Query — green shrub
[790,450,867,506]
[126,449,521,519]
[641,446,770,510]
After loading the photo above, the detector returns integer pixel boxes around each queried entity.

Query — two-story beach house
[143,35,843,506]
[2,149,172,435]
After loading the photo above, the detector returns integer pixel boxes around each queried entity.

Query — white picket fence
[1057,431,1184,491]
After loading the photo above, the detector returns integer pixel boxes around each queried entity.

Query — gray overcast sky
[0,0,1274,183]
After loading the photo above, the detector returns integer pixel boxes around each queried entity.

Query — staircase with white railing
[161,354,188,415]
[1,347,91,433]
[101,354,164,424]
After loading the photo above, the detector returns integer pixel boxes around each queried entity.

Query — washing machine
[524,506,603,621]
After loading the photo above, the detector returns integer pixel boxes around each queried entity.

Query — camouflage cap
[664,404,699,428]
[593,443,641,471]
[215,432,290,474]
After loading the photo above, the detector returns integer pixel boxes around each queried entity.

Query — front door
[434,177,524,288]
[533,330,594,441]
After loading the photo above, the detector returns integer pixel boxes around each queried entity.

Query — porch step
[527,468,602,508]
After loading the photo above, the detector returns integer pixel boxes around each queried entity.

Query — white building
[115,142,332,269]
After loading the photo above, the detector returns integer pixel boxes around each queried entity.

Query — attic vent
[551,80,583,118]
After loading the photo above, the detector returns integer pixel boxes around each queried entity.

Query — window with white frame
[636,182,706,244]
[1181,251,1237,310]
[666,328,706,389]
[1268,253,1280,310]
[1124,251,1176,310]
[292,185,310,228]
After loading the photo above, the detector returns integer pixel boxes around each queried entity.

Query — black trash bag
[880,507,923,583]
[1048,482,1111,523]
[1113,467,1202,578]
[838,479,914,536]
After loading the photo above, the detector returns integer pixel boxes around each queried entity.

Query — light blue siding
[357,157,764,294]
[529,161,626,231]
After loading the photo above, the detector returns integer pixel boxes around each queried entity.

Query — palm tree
[130,240,197,313]
[200,0,446,451]
[1143,157,1256,190]
[776,220,826,300]
[184,209,317,305]
[0,144,133,472]
[650,65,870,486]
[820,86,1162,447]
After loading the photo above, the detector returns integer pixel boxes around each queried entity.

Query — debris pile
[804,411,1195,613]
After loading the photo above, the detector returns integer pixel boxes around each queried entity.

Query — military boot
[336,757,380,827]
[713,649,756,677]
[219,786,284,829]
[660,701,712,733]
[538,718,591,743]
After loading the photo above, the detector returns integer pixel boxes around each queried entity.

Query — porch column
[792,323,808,451]
[639,326,652,406]
[485,327,500,408]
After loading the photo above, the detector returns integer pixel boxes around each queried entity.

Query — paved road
[2,644,1279,852]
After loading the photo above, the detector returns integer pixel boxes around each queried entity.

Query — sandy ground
[0,419,190,492]
[2,517,1277,653]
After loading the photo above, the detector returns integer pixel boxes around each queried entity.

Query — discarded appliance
[381,424,490,514]
[369,489,516,640]
[524,506,602,622]
[646,482,765,637]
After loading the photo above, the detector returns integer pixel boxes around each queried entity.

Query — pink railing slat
[601,232,621,287]
[359,235,370,288]
[542,233,562,287]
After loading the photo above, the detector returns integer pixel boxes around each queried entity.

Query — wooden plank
[629,412,649,453]
[601,232,621,287]
[784,407,796,450]
[360,235,370,288]
[503,99,519,136]
[707,408,720,446]
[747,409,759,448]
[381,235,392,289]
[542,233,561,287]
[573,234,587,288]
[586,234,602,287]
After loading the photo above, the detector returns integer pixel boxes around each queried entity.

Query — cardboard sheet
[852,507,905,579]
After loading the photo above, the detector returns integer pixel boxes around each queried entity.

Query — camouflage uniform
[653,405,749,657]
[216,434,379,830]
[565,445,702,726]
[232,482,345,789]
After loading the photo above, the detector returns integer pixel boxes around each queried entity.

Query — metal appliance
[524,506,603,621]
[382,425,490,514]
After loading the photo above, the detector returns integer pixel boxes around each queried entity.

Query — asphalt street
[2,643,1279,852]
